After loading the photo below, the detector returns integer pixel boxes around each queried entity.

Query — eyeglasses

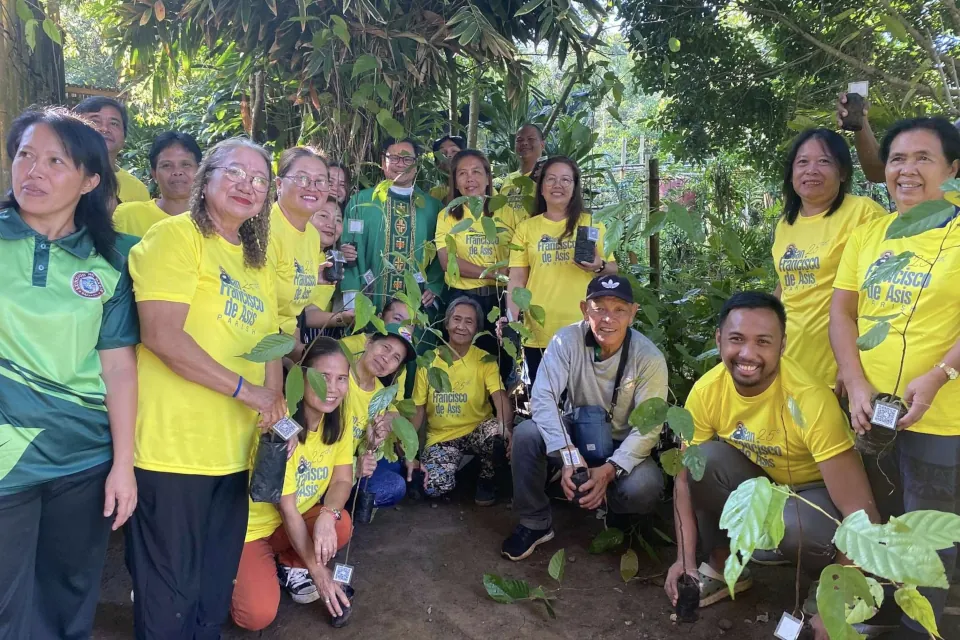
[544,176,575,188]
[284,174,330,191]
[385,153,417,166]
[213,166,270,193]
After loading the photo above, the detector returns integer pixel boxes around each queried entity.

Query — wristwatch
[607,459,626,479]
[594,260,607,274]
[319,507,342,521]
[937,362,959,381]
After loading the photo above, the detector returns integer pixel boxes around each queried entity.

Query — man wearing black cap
[502,274,668,561]
[430,134,465,202]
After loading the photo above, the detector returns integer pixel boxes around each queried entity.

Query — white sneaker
[277,564,320,604]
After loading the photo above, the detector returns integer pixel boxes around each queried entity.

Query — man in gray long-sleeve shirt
[502,274,668,561]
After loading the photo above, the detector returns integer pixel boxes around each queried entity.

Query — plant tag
[348,219,364,234]
[271,416,303,441]
[848,80,869,96]
[561,449,583,467]
[586,226,599,241]
[413,272,426,284]
[362,270,375,285]
[332,563,354,585]
[871,400,900,430]
[774,612,802,640]
[342,291,357,311]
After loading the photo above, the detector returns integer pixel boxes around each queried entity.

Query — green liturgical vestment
[341,186,444,311]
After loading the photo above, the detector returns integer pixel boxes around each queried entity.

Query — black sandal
[330,585,355,628]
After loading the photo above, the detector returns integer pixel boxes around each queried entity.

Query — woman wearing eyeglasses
[125,137,287,638]
[270,147,332,344]
[505,156,617,387]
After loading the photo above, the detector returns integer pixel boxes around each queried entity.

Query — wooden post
[648,157,660,290]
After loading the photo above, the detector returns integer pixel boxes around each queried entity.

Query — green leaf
[856,321,890,351]
[620,548,639,583]
[427,366,452,393]
[330,15,350,47]
[448,216,475,235]
[895,586,941,638]
[481,216,499,244]
[502,338,518,360]
[723,551,749,599]
[486,307,501,323]
[240,333,295,362]
[24,18,37,51]
[846,576,884,624]
[416,349,436,370]
[833,8,856,21]
[515,0,546,17]
[787,395,806,428]
[834,510,949,588]
[511,287,532,312]
[861,251,915,291]
[285,366,304,416]
[367,384,399,422]
[642,210,668,237]
[886,200,956,239]
[437,345,456,366]
[641,304,659,325]
[376,110,405,139]
[589,527,624,554]
[941,178,960,192]
[817,564,875,640]
[488,194,508,212]
[352,53,379,79]
[395,397,417,420]
[719,476,787,553]
[682,444,706,481]
[16,0,32,21]
[306,369,327,404]
[665,406,695,442]
[548,549,565,584]
[889,511,960,550]
[404,271,422,313]
[528,304,546,326]
[353,292,376,334]
[878,13,909,42]
[668,37,681,52]
[629,397,668,434]
[666,202,705,243]
[483,574,530,603]
[41,17,60,45]
[444,234,461,282]
[659,448,683,476]
[389,415,419,460]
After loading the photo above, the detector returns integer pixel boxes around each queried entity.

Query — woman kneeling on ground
[231,338,356,630]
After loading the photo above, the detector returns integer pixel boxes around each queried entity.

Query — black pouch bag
[250,432,288,503]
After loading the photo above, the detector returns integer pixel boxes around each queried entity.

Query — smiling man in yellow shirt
[74,97,150,204]
[665,292,878,617]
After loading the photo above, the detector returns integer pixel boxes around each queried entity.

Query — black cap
[383,322,417,364]
[432,135,466,153]
[585,274,634,304]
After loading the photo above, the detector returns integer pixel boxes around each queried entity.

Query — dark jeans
[0,461,112,640]
[691,441,841,576]
[863,430,960,633]
[445,286,516,386]
[511,419,664,530]
[124,468,248,640]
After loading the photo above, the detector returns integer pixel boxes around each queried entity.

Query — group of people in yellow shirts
[1,88,959,640]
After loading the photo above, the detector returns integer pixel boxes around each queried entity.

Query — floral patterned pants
[421,418,503,497]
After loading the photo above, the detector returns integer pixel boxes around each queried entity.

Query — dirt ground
[93,490,960,640]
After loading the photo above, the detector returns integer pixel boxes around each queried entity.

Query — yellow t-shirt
[435,205,520,290]
[509,213,612,348]
[269,203,325,335]
[834,211,960,436]
[430,184,449,202]
[245,418,354,542]
[497,170,535,225]
[341,370,387,449]
[116,167,151,203]
[129,214,279,475]
[413,346,503,447]
[773,195,887,385]
[113,199,179,239]
[687,358,854,485]
[340,333,407,398]
[313,284,335,312]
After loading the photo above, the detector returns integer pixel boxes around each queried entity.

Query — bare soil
[93,492,960,639]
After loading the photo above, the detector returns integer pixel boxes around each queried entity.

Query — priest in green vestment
[342,138,444,313]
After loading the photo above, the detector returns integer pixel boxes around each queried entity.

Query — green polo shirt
[0,207,139,495]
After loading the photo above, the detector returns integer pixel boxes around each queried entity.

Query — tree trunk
[0,0,65,192]
[446,49,458,135]
[467,74,480,148]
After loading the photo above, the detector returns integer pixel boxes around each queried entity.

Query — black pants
[523,346,545,390]
[0,461,112,640]
[446,286,516,386]
[125,468,248,640]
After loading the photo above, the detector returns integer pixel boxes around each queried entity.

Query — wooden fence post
[648,157,660,290]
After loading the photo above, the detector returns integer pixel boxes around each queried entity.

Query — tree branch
[943,0,960,35]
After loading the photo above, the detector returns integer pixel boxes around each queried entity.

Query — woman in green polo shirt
[0,107,139,638]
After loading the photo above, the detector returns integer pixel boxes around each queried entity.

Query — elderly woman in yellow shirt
[830,116,960,636]
[772,128,886,390]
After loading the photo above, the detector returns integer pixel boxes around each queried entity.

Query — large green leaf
[481,215,499,244]
[889,511,960,550]
[723,550,750,598]
[427,366,452,393]
[641,210,668,237]
[589,527,624,553]
[445,235,460,282]
[395,398,417,420]
[483,574,530,603]
[353,292,376,334]
[528,304,546,326]
[367,384,399,422]
[306,369,327,404]
[895,586,941,639]
[667,202,705,244]
[719,476,787,552]
[659,448,683,476]
[620,548,639,583]
[285,366,304,416]
[330,14,350,47]
[886,200,956,239]
[666,406,695,442]
[860,251,914,291]
[846,576,883,624]
[511,287,532,311]
[682,445,706,481]
[240,333,295,362]
[628,397,668,434]
[941,178,960,192]
[548,549,565,584]
[817,564,875,640]
[351,53,379,79]
[515,0,546,17]
[856,322,890,351]
[390,415,419,460]
[834,511,949,588]
[376,110,406,139]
